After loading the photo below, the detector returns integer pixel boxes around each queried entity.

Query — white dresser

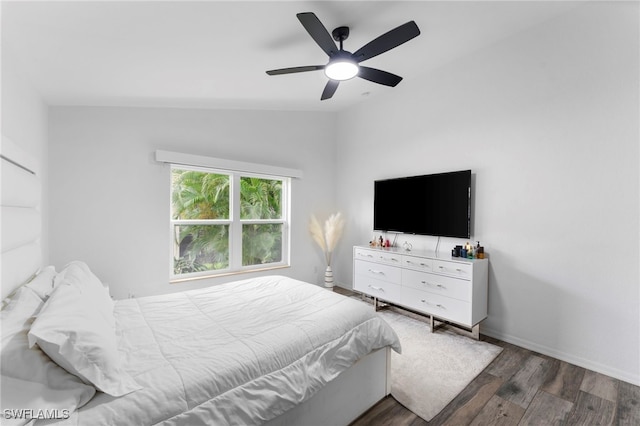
[353,245,489,337]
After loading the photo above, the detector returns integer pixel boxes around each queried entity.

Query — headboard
[1,135,42,299]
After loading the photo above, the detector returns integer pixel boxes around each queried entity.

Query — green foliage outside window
[172,170,229,220]
[240,177,283,266]
[171,168,284,275]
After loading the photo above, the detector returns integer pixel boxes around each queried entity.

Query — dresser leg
[471,324,480,340]
[430,316,479,340]
[431,316,446,333]
[373,297,391,312]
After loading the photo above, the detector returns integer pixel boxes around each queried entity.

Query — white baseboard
[481,326,640,386]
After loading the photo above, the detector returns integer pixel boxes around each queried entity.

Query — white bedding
[40,275,400,425]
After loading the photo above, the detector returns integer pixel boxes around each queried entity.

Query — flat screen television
[373,170,471,238]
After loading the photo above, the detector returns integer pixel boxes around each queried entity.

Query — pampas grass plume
[309,212,345,266]
[325,212,345,253]
[309,214,326,252]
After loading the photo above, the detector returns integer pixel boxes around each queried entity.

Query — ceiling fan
[266,12,421,100]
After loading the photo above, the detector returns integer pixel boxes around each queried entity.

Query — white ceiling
[2,1,581,112]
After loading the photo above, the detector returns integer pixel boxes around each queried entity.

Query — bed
[3,269,400,426]
[1,138,401,425]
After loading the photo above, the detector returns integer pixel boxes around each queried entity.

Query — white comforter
[44,275,400,425]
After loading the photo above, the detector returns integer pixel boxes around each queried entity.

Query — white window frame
[168,164,292,283]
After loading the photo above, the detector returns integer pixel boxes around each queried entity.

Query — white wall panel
[1,43,49,294]
[1,165,40,207]
[1,207,40,253]
[1,136,43,298]
[1,243,41,299]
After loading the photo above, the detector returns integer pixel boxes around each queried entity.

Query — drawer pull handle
[380,256,399,263]
[420,281,445,289]
[419,299,444,309]
[456,268,463,272]
[439,266,444,269]
[368,285,384,292]
[420,263,428,267]
[368,269,384,275]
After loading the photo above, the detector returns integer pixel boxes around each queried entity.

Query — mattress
[40,275,400,425]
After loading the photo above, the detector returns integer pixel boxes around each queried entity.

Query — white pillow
[1,286,95,423]
[25,265,57,300]
[53,261,108,295]
[28,262,141,397]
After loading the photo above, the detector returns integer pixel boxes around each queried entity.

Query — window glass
[170,166,289,280]
[242,223,283,266]
[240,177,282,220]
[173,224,229,274]
[172,169,229,220]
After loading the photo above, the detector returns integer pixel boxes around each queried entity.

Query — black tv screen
[373,170,471,238]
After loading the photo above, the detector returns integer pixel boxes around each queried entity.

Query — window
[170,165,290,281]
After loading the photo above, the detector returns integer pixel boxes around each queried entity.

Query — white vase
[324,265,334,288]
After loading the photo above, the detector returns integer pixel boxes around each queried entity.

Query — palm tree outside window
[170,165,290,281]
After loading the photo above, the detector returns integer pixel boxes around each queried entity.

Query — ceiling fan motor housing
[332,26,350,42]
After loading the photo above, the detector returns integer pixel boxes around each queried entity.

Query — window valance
[155,150,303,179]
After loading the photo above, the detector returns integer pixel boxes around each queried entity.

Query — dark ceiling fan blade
[321,80,340,100]
[297,12,338,57]
[358,66,403,87]
[352,21,420,63]
[266,65,325,76]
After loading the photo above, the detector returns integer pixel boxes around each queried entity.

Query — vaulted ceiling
[2,1,580,111]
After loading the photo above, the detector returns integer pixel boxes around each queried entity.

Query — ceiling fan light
[324,60,359,81]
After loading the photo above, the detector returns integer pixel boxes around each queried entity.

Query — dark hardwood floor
[333,287,640,426]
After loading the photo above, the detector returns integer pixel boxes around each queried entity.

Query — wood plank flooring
[334,287,640,426]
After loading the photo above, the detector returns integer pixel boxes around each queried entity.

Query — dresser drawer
[354,247,377,262]
[354,248,402,266]
[354,274,402,302]
[401,287,472,326]
[354,259,401,284]
[402,269,472,302]
[433,259,473,279]
[402,254,433,273]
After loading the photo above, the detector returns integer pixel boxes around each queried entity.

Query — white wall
[334,2,639,384]
[1,45,49,266]
[49,106,337,299]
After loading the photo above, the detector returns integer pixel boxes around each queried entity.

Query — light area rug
[376,309,503,421]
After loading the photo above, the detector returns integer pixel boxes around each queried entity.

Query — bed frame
[266,347,391,426]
